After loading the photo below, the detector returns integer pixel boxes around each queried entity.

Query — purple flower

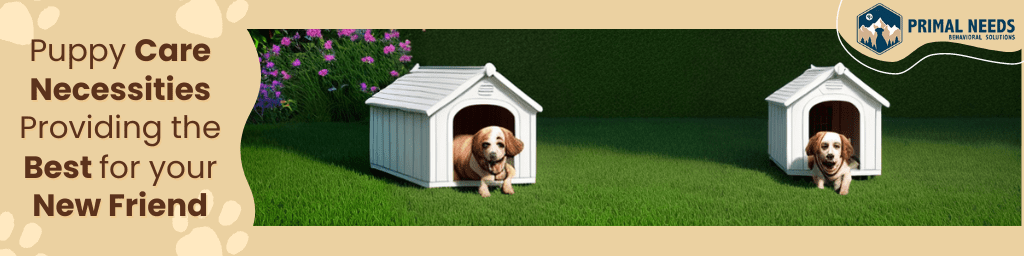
[293,32,300,39]
[383,44,396,55]
[325,54,335,62]
[350,35,359,41]
[281,37,291,46]
[370,86,379,93]
[292,58,301,67]
[282,71,291,80]
[263,52,270,59]
[260,83,267,89]
[384,30,400,40]
[306,29,322,38]
[324,40,333,49]
[360,83,367,91]
[272,44,281,55]
[399,40,411,51]
[361,56,374,63]
[339,29,356,36]
[270,70,279,77]
[390,70,399,77]
[272,80,281,87]
[275,91,282,98]
[364,30,376,42]
[266,61,275,68]
[318,69,329,76]
[258,56,262,63]
[398,55,412,62]
[261,89,268,98]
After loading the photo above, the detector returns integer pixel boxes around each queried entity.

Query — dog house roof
[366,63,543,116]
[765,63,890,107]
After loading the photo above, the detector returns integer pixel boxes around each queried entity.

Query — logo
[857,4,902,54]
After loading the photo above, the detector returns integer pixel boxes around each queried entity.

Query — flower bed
[249,29,413,124]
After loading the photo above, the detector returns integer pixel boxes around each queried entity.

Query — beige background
[0,0,1020,255]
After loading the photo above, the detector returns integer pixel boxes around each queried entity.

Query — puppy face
[470,126,523,173]
[817,132,843,169]
[805,131,854,172]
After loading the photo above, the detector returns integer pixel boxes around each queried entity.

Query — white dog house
[765,63,890,176]
[365,63,543,187]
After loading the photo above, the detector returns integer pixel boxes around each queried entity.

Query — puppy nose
[826,154,834,159]
[489,152,497,158]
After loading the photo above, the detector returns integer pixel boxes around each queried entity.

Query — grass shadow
[241,121,424,189]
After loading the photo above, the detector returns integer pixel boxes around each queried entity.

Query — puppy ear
[805,131,824,157]
[806,155,816,169]
[840,134,854,162]
[471,128,487,157]
[805,132,823,169]
[501,127,524,157]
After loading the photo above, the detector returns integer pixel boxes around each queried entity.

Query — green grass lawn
[240,118,1021,226]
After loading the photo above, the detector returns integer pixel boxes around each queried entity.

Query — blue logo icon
[857,4,902,54]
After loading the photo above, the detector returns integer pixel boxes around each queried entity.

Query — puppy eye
[497,142,505,148]
[482,143,490,148]
[820,144,828,150]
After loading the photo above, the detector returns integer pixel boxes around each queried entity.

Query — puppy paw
[479,187,491,198]
[838,187,849,196]
[501,184,515,195]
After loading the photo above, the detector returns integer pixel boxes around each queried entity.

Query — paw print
[0,1,61,45]
[173,190,249,256]
[0,211,45,256]
[176,0,249,38]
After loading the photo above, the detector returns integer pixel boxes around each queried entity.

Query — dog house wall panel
[432,113,449,183]
[368,106,433,185]
[767,103,789,169]
[533,114,538,176]
[428,113,438,183]
[367,63,542,188]
[765,63,889,177]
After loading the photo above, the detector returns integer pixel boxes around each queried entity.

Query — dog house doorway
[451,104,517,180]
[808,101,860,156]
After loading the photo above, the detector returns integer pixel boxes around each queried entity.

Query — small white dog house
[765,63,890,176]
[365,63,543,187]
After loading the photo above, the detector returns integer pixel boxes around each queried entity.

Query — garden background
[243,29,1021,225]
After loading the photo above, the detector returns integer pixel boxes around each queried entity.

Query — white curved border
[836,0,1021,75]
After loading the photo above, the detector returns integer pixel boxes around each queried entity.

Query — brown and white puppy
[453,126,523,197]
[805,131,858,195]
